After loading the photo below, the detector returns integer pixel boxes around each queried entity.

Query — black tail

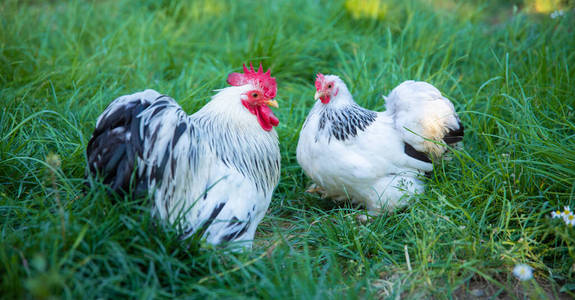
[86,100,151,194]
[443,121,464,145]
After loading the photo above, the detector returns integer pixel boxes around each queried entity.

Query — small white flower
[551,210,563,218]
[550,10,565,19]
[513,264,533,281]
[563,206,571,215]
[564,213,575,227]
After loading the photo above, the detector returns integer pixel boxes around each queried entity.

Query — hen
[297,74,463,213]
[87,64,280,248]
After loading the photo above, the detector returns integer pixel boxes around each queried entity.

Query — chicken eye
[252,93,259,98]
[327,84,332,89]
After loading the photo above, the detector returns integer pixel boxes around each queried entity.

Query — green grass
[1,0,574,298]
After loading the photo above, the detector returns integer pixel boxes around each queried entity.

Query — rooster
[297,74,464,213]
[86,64,280,248]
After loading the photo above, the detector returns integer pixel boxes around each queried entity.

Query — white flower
[550,10,565,19]
[551,206,575,226]
[551,210,563,218]
[564,213,575,227]
[513,264,533,281]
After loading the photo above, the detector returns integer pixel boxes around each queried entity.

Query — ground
[1,0,574,298]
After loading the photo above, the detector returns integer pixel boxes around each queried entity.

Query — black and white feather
[297,76,464,213]
[87,87,280,248]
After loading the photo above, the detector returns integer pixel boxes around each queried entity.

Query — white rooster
[87,64,280,248]
[297,74,464,213]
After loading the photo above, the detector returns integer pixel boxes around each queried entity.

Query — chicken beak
[266,100,279,108]
[314,91,321,101]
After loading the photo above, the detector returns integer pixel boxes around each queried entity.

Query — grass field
[1,0,575,298]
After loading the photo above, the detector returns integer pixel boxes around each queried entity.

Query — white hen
[296,74,463,213]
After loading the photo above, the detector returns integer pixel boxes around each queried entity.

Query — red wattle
[242,99,279,131]
[256,105,279,131]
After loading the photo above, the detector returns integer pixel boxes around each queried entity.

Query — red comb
[315,73,325,91]
[227,63,277,99]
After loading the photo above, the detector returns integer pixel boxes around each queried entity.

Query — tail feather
[385,81,464,160]
[86,89,161,194]
[442,121,464,145]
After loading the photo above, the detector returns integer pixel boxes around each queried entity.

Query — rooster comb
[315,73,325,90]
[227,63,277,99]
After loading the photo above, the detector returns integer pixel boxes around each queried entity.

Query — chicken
[86,64,281,248]
[296,74,464,213]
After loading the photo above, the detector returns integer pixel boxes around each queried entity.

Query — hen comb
[315,73,325,91]
[227,63,277,99]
